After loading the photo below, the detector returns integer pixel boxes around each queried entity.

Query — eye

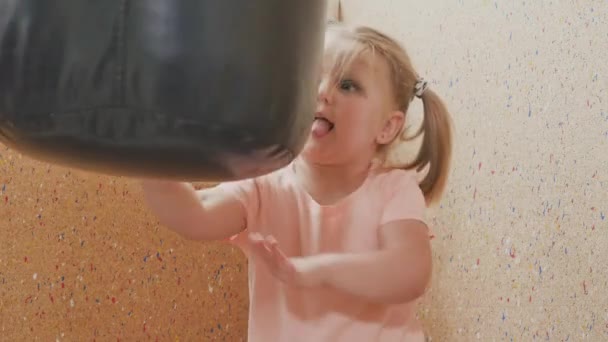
[338,79,359,93]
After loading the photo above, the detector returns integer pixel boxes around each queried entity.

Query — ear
[376,110,405,145]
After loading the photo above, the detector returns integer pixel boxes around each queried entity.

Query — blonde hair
[325,23,453,205]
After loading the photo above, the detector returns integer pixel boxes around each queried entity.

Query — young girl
[142,23,453,342]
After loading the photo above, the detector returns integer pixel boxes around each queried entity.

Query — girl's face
[300,48,405,167]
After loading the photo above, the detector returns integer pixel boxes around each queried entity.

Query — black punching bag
[0,0,326,181]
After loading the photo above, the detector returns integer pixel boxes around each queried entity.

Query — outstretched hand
[244,220,432,305]
[247,233,329,288]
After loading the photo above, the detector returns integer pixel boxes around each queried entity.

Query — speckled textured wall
[0,148,249,341]
[339,0,608,340]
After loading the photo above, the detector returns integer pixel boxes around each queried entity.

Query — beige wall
[338,0,608,340]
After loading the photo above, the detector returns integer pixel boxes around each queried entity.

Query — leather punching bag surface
[0,0,326,181]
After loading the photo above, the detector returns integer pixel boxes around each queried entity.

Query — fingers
[248,233,295,276]
[249,233,267,250]
[251,242,276,272]
[265,236,290,264]
[264,235,278,254]
[249,233,281,256]
[249,233,280,263]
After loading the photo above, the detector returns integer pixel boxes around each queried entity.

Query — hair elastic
[414,77,428,98]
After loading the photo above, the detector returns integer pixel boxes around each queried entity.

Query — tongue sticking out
[311,118,333,138]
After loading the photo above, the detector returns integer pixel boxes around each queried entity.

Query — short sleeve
[214,178,260,250]
[379,170,428,226]
[214,178,259,213]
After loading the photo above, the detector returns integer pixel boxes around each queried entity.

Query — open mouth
[311,116,334,138]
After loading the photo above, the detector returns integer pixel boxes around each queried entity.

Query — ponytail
[323,24,454,205]
[402,89,453,205]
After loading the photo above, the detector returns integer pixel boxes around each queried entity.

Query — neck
[294,156,374,205]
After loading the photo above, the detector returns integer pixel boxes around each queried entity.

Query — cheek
[339,105,381,138]
[338,116,378,147]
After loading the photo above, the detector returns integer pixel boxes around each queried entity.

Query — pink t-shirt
[217,161,431,342]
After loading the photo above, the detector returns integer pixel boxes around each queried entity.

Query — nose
[317,78,333,105]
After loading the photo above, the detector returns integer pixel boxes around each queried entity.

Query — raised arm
[140,180,247,241]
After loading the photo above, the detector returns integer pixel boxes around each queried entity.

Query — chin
[299,141,334,164]
[299,146,322,162]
